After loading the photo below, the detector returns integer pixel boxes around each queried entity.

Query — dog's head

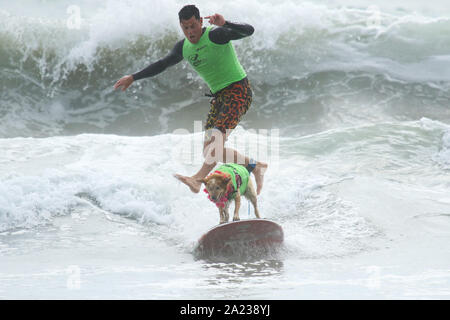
[201,173,231,202]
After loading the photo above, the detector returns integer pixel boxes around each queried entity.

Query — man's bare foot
[253,162,268,195]
[173,174,202,193]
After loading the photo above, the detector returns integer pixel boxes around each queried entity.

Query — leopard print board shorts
[205,77,252,137]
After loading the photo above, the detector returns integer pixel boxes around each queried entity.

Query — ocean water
[1,0,450,299]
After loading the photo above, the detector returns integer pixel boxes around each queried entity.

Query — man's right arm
[132,39,184,80]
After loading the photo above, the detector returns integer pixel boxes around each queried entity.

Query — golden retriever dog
[202,163,260,224]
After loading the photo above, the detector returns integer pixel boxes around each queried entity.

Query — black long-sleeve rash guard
[131,21,254,81]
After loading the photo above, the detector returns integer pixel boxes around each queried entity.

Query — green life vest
[216,163,249,198]
[182,26,247,94]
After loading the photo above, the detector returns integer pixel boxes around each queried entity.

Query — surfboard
[193,219,284,259]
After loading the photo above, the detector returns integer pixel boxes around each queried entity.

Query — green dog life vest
[182,26,247,94]
[216,163,249,198]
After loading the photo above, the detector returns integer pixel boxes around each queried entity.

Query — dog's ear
[198,178,207,185]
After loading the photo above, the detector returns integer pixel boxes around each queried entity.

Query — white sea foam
[1,119,449,255]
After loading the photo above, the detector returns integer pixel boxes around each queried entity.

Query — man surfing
[114,5,267,195]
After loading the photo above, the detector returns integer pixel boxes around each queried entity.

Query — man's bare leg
[174,129,268,195]
[173,161,216,193]
[223,147,268,195]
[174,148,267,194]
[173,129,222,193]
[220,130,268,195]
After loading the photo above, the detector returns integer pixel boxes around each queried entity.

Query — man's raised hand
[204,13,226,26]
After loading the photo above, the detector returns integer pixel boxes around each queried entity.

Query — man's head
[179,5,203,44]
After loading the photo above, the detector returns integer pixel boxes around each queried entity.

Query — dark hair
[178,5,200,21]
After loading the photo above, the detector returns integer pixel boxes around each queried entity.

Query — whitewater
[0,0,449,299]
